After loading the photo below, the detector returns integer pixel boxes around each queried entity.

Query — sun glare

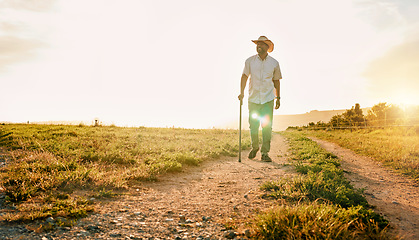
[391,90,419,106]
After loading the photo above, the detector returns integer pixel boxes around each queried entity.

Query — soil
[0,134,418,239]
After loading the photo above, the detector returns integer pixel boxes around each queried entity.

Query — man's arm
[238,74,248,101]
[273,79,280,109]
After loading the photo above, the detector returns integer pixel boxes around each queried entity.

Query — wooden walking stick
[239,99,243,162]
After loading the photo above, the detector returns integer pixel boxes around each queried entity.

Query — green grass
[252,130,393,239]
[305,127,419,181]
[254,203,391,240]
[0,124,250,223]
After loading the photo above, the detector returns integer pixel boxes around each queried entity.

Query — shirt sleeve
[273,62,282,80]
[242,58,251,77]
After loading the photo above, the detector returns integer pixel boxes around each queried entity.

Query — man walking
[238,36,282,162]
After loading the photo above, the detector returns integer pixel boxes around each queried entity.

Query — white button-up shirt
[243,54,282,104]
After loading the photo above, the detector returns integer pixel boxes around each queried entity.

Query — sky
[1,0,418,128]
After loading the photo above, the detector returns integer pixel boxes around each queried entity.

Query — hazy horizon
[2,102,417,130]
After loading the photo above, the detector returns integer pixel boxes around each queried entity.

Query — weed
[96,188,117,198]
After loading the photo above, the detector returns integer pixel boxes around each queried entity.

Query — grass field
[303,127,419,181]
[253,130,393,239]
[0,124,249,222]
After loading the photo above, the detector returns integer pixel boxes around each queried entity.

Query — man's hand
[238,94,244,102]
[275,99,280,109]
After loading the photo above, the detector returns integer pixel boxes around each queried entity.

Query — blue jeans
[248,100,274,154]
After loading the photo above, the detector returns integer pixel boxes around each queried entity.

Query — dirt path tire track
[310,137,419,240]
[1,134,295,239]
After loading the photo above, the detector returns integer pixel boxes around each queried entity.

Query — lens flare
[261,115,271,127]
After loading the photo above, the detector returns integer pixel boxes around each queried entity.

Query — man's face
[256,41,269,54]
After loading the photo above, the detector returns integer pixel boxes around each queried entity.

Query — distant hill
[272,109,347,131]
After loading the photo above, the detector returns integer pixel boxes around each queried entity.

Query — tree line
[303,103,419,129]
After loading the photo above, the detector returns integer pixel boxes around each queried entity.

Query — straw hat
[252,36,274,53]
